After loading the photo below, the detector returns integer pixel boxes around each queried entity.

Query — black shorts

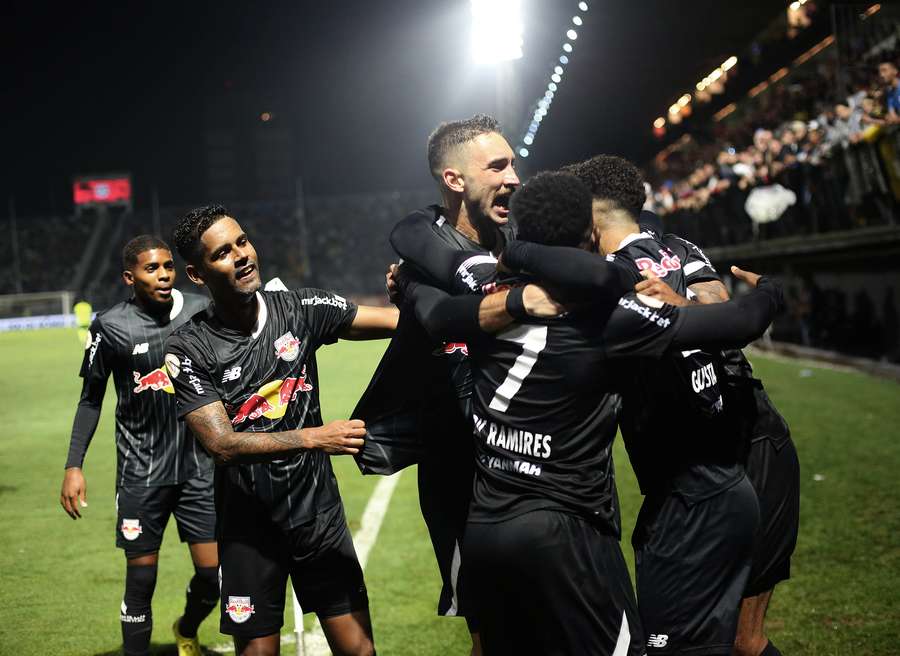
[462,510,645,656]
[115,470,216,557]
[743,437,800,597]
[632,476,759,655]
[218,501,368,638]
[417,436,475,620]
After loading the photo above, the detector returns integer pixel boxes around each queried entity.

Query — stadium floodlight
[554,65,564,75]
[519,147,530,157]
[563,42,573,53]
[573,16,583,26]
[579,1,588,10]
[548,82,558,91]
[470,0,524,64]
[560,55,569,64]
[551,73,561,83]
[524,134,534,145]
[567,29,578,40]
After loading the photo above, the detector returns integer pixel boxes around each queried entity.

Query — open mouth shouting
[492,191,513,222]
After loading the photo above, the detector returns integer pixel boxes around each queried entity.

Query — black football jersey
[607,232,740,502]
[466,292,686,535]
[165,289,357,534]
[78,290,212,487]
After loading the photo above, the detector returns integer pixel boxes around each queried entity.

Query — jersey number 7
[488,324,548,413]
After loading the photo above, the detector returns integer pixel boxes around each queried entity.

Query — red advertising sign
[73,177,132,206]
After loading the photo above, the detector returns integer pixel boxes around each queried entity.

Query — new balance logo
[222,367,242,383]
[647,634,669,648]
[132,343,149,355]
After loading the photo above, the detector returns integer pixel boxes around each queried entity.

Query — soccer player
[355,114,518,653]
[164,205,401,656]
[401,171,785,655]
[59,235,218,656]
[634,232,799,656]
[556,154,760,655]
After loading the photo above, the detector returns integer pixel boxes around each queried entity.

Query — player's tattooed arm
[184,402,366,465]
[340,305,399,340]
[689,279,730,304]
[634,274,730,307]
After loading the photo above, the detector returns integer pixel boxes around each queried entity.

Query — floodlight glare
[563,43,573,53]
[471,0,524,64]
[524,135,534,145]
[567,29,578,40]
[573,16,583,26]
[579,1,588,10]
[551,73,561,83]
[554,66,564,75]
[519,147,529,157]
[548,82,558,91]
[559,55,569,64]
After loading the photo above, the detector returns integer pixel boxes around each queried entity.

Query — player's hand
[60,467,88,520]
[306,419,366,455]
[634,270,690,307]
[385,264,401,305]
[523,284,567,318]
[731,266,762,288]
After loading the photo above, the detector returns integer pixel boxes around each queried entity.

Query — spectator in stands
[878,60,900,124]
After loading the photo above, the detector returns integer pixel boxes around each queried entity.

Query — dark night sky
[3,1,792,215]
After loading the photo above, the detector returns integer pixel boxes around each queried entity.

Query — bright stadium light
[470,0,524,64]
[559,55,569,64]
[579,1,588,10]
[524,134,534,145]
[563,42,573,53]
[554,65,564,75]
[573,16,583,26]
[519,147,530,157]
[548,82,558,91]
[567,29,578,40]
[551,73,561,83]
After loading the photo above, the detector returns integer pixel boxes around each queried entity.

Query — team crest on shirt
[120,518,142,541]
[274,332,301,362]
[225,596,255,624]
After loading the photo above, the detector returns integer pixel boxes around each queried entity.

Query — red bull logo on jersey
[120,518,142,541]
[634,250,682,278]
[274,332,301,362]
[225,596,255,624]
[230,366,314,425]
[438,342,469,356]
[132,367,174,394]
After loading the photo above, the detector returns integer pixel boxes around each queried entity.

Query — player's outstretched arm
[671,267,784,351]
[340,305,399,340]
[633,272,730,307]
[501,240,632,304]
[184,401,366,465]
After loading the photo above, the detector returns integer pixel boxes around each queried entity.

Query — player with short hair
[60,235,218,656]
[354,113,520,654]
[164,205,403,656]
[634,232,799,656]
[560,154,761,656]
[401,170,785,655]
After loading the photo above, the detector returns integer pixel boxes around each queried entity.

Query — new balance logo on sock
[647,634,669,648]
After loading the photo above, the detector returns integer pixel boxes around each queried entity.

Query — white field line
[210,471,403,655]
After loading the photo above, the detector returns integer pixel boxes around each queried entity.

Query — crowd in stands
[648,19,900,248]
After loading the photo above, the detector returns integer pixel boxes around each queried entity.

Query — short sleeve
[664,233,721,285]
[601,293,684,359]
[291,288,359,345]
[164,336,220,418]
[79,318,113,383]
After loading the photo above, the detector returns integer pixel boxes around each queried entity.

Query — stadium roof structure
[5,0,801,213]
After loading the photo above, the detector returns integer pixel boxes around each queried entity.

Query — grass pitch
[0,329,898,655]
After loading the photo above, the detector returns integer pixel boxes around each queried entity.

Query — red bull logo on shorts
[121,518,142,541]
[132,366,174,394]
[225,596,255,624]
[231,366,314,426]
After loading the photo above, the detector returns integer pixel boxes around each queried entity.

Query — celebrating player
[165,206,398,656]
[400,171,785,654]
[355,113,518,653]
[59,235,218,656]
[560,155,761,655]
[634,228,800,656]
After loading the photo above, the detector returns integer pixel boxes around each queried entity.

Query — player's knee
[124,562,158,607]
[189,565,220,605]
[733,634,770,656]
